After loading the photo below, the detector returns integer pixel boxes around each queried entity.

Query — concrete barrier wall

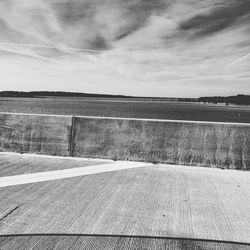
[1,113,250,170]
[72,117,250,170]
[0,113,72,156]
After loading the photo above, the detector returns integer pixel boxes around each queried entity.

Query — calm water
[1,97,250,123]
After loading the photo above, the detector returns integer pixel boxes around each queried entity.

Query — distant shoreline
[0,91,249,105]
[0,91,179,101]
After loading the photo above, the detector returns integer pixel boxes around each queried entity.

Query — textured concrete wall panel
[1,113,250,170]
[0,113,72,156]
[73,117,250,170]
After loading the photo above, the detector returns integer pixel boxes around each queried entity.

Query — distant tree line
[178,98,197,102]
[0,91,131,98]
[0,91,178,101]
[0,91,249,105]
[197,95,250,105]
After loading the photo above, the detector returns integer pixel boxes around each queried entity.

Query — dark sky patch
[88,33,110,50]
[180,0,250,38]
[51,0,170,45]
[52,0,94,25]
[122,0,170,36]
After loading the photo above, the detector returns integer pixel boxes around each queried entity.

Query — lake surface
[0,97,250,123]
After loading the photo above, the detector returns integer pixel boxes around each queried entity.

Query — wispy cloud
[0,0,249,97]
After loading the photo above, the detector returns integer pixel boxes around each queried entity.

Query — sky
[0,0,249,97]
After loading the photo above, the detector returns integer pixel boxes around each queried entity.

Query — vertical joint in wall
[69,115,75,157]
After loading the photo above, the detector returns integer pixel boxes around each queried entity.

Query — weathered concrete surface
[1,113,250,170]
[0,235,249,250]
[1,153,250,244]
[0,156,149,188]
[72,117,250,170]
[0,153,110,177]
[0,113,72,156]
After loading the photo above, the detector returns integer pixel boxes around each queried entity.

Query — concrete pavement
[0,152,250,248]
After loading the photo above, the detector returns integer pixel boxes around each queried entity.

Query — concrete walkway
[0,153,250,245]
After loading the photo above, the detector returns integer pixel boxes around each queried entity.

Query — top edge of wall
[0,112,73,119]
[0,112,250,126]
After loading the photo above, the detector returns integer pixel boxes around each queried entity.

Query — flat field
[1,97,250,123]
